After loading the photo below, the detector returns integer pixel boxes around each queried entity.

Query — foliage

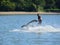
[0,0,60,12]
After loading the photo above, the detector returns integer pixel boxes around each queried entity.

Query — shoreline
[0,12,60,15]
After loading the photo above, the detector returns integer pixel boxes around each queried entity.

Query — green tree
[31,0,46,11]
[0,0,16,11]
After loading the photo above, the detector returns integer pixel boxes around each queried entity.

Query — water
[0,14,60,45]
[1,32,60,45]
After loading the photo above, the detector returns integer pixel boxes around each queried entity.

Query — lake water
[0,14,60,45]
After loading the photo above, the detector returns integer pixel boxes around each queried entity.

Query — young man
[21,14,42,27]
[37,14,42,24]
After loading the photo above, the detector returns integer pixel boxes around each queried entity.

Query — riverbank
[0,12,60,15]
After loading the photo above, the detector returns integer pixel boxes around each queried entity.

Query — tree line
[0,0,60,12]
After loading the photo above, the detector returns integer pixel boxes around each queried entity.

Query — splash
[9,25,60,33]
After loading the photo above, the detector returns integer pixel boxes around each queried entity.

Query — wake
[9,25,60,33]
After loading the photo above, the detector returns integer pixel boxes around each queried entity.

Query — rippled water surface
[1,32,60,45]
[0,14,60,45]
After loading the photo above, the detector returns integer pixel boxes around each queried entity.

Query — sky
[0,14,60,31]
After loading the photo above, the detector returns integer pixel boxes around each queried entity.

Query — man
[21,14,42,27]
[37,14,42,24]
